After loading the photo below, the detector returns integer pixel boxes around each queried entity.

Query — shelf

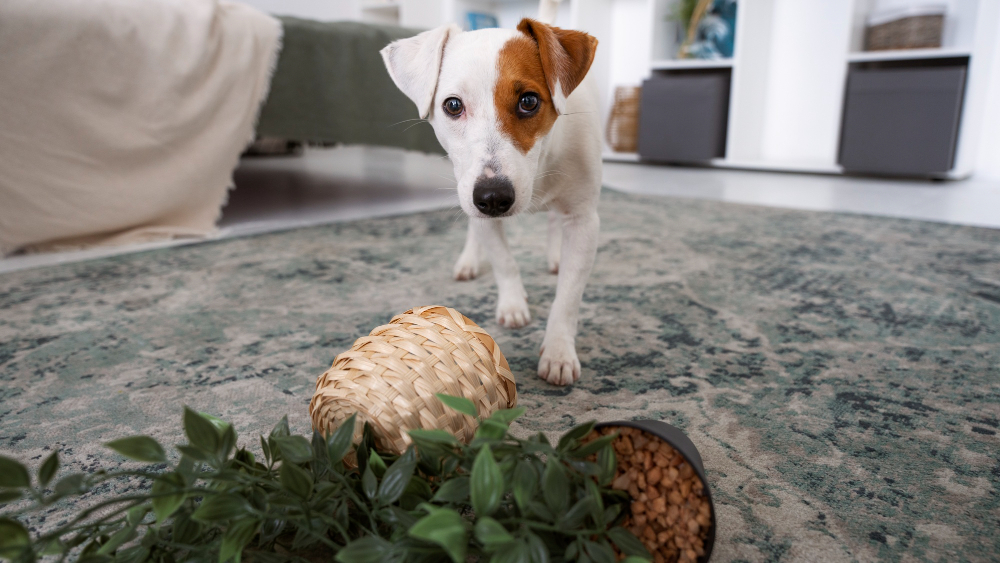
[360,1,399,11]
[651,58,734,70]
[847,47,972,63]
[602,151,640,163]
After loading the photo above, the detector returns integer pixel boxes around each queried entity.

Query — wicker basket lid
[309,305,517,454]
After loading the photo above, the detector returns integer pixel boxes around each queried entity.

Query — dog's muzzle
[472,176,515,217]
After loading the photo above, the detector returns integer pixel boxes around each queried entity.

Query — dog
[380,0,601,386]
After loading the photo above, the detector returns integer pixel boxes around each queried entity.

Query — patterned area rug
[2,189,998,561]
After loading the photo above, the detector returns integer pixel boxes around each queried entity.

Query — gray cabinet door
[638,71,731,163]
[838,64,966,176]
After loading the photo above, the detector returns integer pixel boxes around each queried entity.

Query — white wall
[607,0,651,90]
[975,17,1000,179]
[759,0,853,165]
[235,0,357,21]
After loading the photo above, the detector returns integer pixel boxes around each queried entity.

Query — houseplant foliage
[0,396,652,563]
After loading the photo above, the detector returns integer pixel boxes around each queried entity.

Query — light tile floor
[2,145,998,273]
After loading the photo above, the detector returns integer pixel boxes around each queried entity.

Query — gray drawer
[838,63,966,176]
[638,71,731,163]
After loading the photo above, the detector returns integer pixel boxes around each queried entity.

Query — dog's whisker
[401,121,432,133]
[386,118,428,129]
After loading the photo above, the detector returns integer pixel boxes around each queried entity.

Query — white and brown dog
[380,0,601,386]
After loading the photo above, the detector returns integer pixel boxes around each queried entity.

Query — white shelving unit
[606,0,1000,179]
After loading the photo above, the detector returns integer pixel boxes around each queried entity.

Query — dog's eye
[518,93,540,115]
[443,97,464,117]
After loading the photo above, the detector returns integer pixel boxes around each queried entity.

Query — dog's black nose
[472,176,515,217]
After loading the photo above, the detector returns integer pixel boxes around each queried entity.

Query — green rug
[1,189,998,561]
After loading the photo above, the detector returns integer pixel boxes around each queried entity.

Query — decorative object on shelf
[466,11,499,30]
[865,2,946,51]
[309,305,517,456]
[607,86,642,153]
[670,0,737,60]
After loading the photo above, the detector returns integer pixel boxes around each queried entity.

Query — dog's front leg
[453,220,483,281]
[474,218,531,329]
[538,210,599,386]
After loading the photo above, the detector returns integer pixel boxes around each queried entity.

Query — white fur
[381,20,602,386]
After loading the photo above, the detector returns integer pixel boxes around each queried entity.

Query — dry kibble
[586,426,713,563]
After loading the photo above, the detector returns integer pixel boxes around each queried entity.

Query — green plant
[0,396,652,563]
[667,0,698,26]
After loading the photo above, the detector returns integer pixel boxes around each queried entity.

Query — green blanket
[256,18,445,155]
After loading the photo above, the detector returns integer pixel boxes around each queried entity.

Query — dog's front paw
[453,255,480,281]
[496,295,531,328]
[538,337,580,386]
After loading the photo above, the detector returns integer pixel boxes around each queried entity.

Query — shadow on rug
[1,189,998,561]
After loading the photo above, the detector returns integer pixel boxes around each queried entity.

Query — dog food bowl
[595,420,716,563]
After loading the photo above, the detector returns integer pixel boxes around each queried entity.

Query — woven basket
[865,14,944,51]
[309,305,517,455]
[606,86,641,153]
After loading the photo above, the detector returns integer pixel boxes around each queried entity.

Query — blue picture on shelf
[467,12,498,31]
[684,0,737,60]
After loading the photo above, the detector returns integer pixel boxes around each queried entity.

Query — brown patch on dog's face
[495,36,559,154]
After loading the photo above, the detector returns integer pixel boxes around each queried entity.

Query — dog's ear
[516,18,597,114]
[380,24,461,119]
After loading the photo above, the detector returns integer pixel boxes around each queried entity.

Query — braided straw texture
[309,305,517,455]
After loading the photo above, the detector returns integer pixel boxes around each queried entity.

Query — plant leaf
[408,429,460,445]
[475,419,508,440]
[378,448,416,506]
[219,424,237,462]
[0,490,22,504]
[219,519,259,563]
[512,460,537,512]
[191,493,252,523]
[53,473,86,497]
[408,507,468,563]
[280,461,314,500]
[488,407,527,425]
[270,416,290,438]
[335,536,393,563]
[96,524,138,555]
[557,421,595,452]
[558,497,593,529]
[571,434,616,458]
[471,445,503,517]
[0,456,30,489]
[607,527,652,559]
[272,435,313,465]
[362,465,377,501]
[597,442,617,486]
[260,436,271,464]
[431,476,470,504]
[38,451,59,487]
[368,451,387,479]
[436,393,478,418]
[326,414,357,464]
[525,531,550,563]
[583,539,617,563]
[151,473,187,523]
[474,516,514,551]
[621,558,653,563]
[543,459,569,514]
[0,518,30,558]
[490,540,530,563]
[184,407,220,453]
[105,436,167,463]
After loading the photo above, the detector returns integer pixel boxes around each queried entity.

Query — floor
[2,145,998,273]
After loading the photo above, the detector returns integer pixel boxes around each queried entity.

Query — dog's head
[381,20,597,219]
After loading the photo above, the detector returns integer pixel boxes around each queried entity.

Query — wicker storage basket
[309,305,516,455]
[606,86,642,153]
[865,10,944,51]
